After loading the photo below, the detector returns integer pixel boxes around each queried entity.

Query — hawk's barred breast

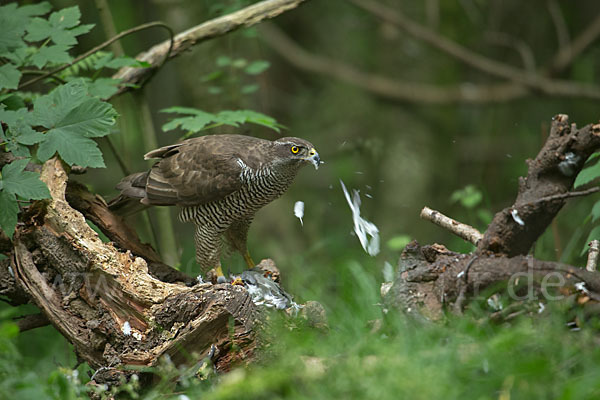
[109,134,320,274]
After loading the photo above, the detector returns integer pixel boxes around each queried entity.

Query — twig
[550,12,600,74]
[587,240,600,272]
[18,21,174,91]
[348,0,600,99]
[110,0,311,97]
[547,0,570,55]
[484,31,536,72]
[529,187,600,205]
[420,206,483,245]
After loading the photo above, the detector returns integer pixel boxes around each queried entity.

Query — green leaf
[25,6,93,46]
[0,2,51,54]
[245,60,270,75]
[105,56,147,69]
[216,56,231,67]
[450,185,483,209]
[0,190,19,238]
[85,77,121,99]
[37,129,105,167]
[386,235,412,251]
[33,80,117,136]
[32,80,116,167]
[591,200,600,223]
[30,44,72,69]
[241,84,259,94]
[0,107,40,155]
[161,107,282,133]
[0,64,22,90]
[1,158,50,199]
[574,159,600,188]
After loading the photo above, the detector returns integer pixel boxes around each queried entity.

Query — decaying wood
[478,115,600,256]
[587,240,600,272]
[9,158,258,380]
[386,115,600,319]
[384,240,600,319]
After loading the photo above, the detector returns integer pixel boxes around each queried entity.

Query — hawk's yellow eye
[291,146,300,154]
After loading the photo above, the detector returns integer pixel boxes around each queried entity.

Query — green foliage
[574,153,600,254]
[162,106,283,136]
[450,184,483,209]
[0,158,50,237]
[33,80,117,167]
[0,3,121,238]
[386,234,411,251]
[200,56,271,96]
[575,153,600,188]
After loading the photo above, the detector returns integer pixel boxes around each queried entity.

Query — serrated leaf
[26,6,92,46]
[33,80,116,137]
[245,60,270,75]
[0,64,22,90]
[16,129,45,145]
[30,44,72,69]
[5,142,30,157]
[37,130,105,167]
[32,80,116,167]
[85,77,121,99]
[0,189,19,238]
[574,159,600,188]
[1,158,50,199]
[0,2,51,54]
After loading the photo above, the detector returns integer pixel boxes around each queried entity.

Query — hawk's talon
[231,277,244,286]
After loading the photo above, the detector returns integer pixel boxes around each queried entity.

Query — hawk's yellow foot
[243,251,255,269]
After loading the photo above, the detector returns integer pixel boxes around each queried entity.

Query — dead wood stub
[478,114,600,256]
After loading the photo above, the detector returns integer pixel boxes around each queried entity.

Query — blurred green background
[3,0,600,398]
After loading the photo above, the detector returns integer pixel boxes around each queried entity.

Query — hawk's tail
[108,171,151,216]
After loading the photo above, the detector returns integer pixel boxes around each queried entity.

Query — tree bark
[387,115,600,320]
[7,158,258,383]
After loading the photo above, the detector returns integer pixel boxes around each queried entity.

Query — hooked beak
[307,148,322,170]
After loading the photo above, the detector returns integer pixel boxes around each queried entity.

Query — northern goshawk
[109,134,320,280]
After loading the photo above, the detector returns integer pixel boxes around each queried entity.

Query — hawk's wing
[142,135,262,207]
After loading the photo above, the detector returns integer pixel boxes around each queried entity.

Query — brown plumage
[109,134,320,279]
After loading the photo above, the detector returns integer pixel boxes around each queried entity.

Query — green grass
[2,258,600,399]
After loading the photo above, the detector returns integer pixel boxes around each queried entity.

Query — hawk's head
[272,137,321,170]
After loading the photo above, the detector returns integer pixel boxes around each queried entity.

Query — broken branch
[420,206,483,245]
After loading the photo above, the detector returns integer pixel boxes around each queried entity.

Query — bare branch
[547,0,570,54]
[15,313,50,332]
[348,0,600,99]
[420,206,483,245]
[111,0,311,97]
[260,24,529,104]
[587,240,600,272]
[484,31,536,72]
[530,187,600,205]
[550,12,600,74]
